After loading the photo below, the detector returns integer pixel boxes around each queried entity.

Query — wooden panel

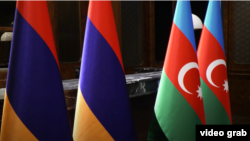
[0,68,7,88]
[47,1,57,53]
[47,0,82,79]
[57,1,81,62]
[224,1,229,62]
[233,116,250,124]
[142,1,153,68]
[124,2,159,74]
[228,75,250,117]
[0,70,7,80]
[227,1,250,73]
[0,27,12,32]
[154,1,173,65]
[0,41,11,66]
[80,1,89,54]
[0,1,16,27]
[112,1,122,49]
[224,1,250,117]
[0,80,6,88]
[59,2,88,80]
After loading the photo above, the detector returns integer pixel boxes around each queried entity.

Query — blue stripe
[204,0,225,53]
[6,9,72,141]
[174,0,196,52]
[79,17,136,141]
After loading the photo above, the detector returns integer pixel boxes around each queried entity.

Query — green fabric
[150,71,202,141]
[148,112,168,141]
[200,78,231,124]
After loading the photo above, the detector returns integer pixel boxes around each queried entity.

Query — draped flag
[148,1,206,140]
[73,1,137,141]
[0,1,73,141]
[197,1,232,124]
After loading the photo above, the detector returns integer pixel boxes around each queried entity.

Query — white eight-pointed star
[197,85,202,100]
[223,80,229,93]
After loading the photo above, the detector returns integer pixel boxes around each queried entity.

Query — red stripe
[197,26,232,122]
[164,23,206,124]
[16,1,59,67]
[88,1,124,71]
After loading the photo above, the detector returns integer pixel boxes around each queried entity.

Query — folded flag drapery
[148,1,206,140]
[0,1,72,141]
[197,0,232,125]
[73,1,137,141]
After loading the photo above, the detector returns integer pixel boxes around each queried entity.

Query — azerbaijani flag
[148,1,206,140]
[0,1,73,141]
[197,1,232,124]
[73,1,137,141]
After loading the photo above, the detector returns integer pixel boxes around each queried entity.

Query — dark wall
[154,1,208,64]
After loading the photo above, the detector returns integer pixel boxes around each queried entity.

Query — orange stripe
[73,88,114,141]
[0,92,38,141]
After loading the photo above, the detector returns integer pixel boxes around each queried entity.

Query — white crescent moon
[178,62,199,94]
[206,59,226,88]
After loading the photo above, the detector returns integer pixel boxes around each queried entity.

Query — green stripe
[154,71,202,141]
[200,78,231,124]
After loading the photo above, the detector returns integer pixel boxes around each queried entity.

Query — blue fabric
[204,1,225,53]
[79,17,137,141]
[7,9,72,141]
[174,0,197,52]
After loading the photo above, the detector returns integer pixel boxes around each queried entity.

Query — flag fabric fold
[148,1,206,140]
[73,1,137,141]
[197,0,232,124]
[0,1,73,141]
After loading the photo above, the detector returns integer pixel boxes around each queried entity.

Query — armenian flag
[73,1,137,141]
[0,1,72,141]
